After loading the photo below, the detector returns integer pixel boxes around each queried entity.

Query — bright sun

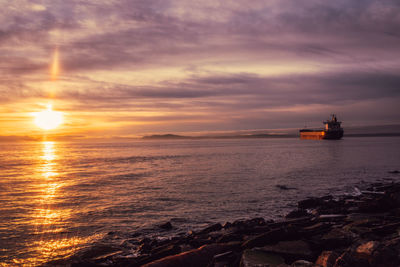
[34,105,64,130]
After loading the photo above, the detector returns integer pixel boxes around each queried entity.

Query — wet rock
[200,223,223,234]
[388,170,400,174]
[276,184,296,190]
[298,197,324,209]
[301,222,332,235]
[242,227,299,249]
[354,241,379,261]
[209,250,240,267]
[222,222,233,229]
[76,244,122,261]
[159,221,173,230]
[369,222,400,236]
[315,251,340,267]
[320,228,354,249]
[240,249,285,267]
[258,240,314,262]
[137,244,181,266]
[142,242,241,267]
[285,209,310,219]
[216,233,244,243]
[290,260,313,267]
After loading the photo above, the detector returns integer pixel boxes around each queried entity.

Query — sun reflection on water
[22,141,88,266]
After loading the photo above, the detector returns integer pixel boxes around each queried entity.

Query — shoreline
[45,180,400,267]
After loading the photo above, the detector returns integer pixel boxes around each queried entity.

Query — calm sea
[0,137,399,265]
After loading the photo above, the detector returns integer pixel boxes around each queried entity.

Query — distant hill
[141,133,296,139]
[142,134,189,139]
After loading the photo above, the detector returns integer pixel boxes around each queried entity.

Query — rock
[370,222,400,236]
[388,170,400,174]
[216,233,244,243]
[137,244,181,266]
[285,209,310,219]
[242,227,299,249]
[222,222,233,229]
[355,241,379,261]
[290,260,314,267]
[200,223,223,234]
[240,249,286,267]
[276,184,296,190]
[258,240,314,262]
[301,222,332,235]
[315,251,339,267]
[333,250,359,267]
[298,198,324,209]
[209,250,239,267]
[320,228,354,249]
[142,242,241,267]
[159,221,173,230]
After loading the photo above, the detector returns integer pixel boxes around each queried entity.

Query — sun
[34,105,64,130]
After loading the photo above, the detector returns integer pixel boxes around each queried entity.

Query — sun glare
[34,105,63,130]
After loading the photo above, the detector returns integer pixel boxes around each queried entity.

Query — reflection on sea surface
[20,142,85,266]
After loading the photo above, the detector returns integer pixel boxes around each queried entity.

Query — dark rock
[209,250,239,267]
[258,240,314,262]
[189,237,214,248]
[139,242,153,254]
[285,209,310,219]
[216,233,244,243]
[242,227,298,249]
[315,251,340,267]
[298,197,324,209]
[240,249,286,267]
[370,222,400,236]
[371,238,400,267]
[137,244,181,266]
[319,228,354,249]
[159,221,173,230]
[142,242,241,267]
[276,184,296,190]
[354,241,379,262]
[301,222,332,235]
[222,222,232,229]
[290,260,313,267]
[388,170,400,174]
[76,244,122,261]
[200,223,223,234]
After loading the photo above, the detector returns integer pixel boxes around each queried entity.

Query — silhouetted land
[142,133,400,140]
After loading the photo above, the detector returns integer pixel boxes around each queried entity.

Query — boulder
[315,251,339,267]
[320,228,354,249]
[242,227,299,249]
[298,198,324,209]
[354,241,379,261]
[290,260,314,267]
[142,242,241,267]
[199,223,223,234]
[259,240,314,262]
[240,249,286,267]
[159,221,173,230]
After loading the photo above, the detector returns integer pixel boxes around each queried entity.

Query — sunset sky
[1,0,400,139]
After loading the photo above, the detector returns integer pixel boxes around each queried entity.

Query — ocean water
[0,137,399,265]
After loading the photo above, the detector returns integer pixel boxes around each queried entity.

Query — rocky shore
[46,181,400,267]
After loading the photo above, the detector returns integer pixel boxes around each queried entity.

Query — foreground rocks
[45,182,400,267]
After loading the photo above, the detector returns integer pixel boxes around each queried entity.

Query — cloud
[1,0,400,135]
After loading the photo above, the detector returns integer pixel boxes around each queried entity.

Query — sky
[1,0,400,138]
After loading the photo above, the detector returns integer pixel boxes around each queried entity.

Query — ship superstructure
[299,114,344,140]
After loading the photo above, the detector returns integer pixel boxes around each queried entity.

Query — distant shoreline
[141,133,400,140]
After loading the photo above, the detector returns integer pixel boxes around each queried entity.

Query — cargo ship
[299,114,344,140]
